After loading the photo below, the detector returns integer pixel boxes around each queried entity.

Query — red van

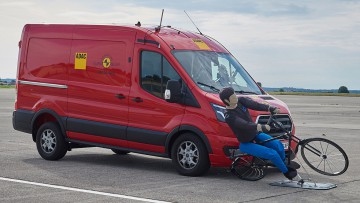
[13,24,295,176]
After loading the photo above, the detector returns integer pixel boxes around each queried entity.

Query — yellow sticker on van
[75,52,87,70]
[102,57,111,68]
[192,39,210,50]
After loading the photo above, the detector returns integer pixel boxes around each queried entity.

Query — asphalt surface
[1,88,359,203]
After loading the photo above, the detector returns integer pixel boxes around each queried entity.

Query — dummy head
[219,87,237,108]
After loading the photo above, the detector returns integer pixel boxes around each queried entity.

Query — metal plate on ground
[270,180,337,190]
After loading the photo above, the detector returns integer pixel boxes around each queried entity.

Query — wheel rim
[40,129,56,153]
[177,141,199,170]
[301,138,348,176]
[231,157,267,181]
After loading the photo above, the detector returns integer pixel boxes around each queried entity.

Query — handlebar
[263,114,303,165]
[257,113,292,145]
[266,114,273,125]
[266,113,287,132]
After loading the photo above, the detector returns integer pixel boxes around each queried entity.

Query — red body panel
[67,29,135,139]
[128,45,185,133]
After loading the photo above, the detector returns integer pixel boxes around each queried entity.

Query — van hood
[205,93,291,115]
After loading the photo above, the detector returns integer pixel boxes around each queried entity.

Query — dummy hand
[257,124,271,132]
[269,106,280,114]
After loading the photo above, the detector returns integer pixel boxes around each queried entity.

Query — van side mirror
[165,80,182,103]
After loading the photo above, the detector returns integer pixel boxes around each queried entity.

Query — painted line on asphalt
[0,177,171,203]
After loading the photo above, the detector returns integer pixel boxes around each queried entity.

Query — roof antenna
[184,10,203,35]
[155,9,164,32]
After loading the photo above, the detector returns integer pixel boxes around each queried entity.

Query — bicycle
[229,113,349,182]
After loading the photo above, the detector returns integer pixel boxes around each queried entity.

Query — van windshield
[172,50,263,95]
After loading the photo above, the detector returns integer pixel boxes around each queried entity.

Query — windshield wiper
[197,82,258,95]
[235,90,259,95]
[197,82,220,92]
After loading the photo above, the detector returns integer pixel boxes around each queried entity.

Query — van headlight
[211,103,226,122]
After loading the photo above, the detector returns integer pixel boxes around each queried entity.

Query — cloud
[0,0,359,89]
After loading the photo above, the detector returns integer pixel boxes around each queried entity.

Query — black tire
[301,138,349,176]
[230,156,267,181]
[36,122,68,160]
[171,133,210,176]
[111,149,129,155]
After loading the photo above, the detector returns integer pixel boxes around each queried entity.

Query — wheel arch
[31,109,67,142]
[165,125,213,158]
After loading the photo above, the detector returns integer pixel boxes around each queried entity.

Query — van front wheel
[36,122,68,160]
[171,133,210,176]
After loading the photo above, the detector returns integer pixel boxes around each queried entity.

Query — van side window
[141,51,181,98]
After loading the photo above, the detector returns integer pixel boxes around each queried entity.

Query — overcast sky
[1,0,359,89]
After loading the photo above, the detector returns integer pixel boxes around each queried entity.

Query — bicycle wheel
[301,138,349,176]
[230,156,268,181]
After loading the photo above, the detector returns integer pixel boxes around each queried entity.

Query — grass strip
[268,92,360,97]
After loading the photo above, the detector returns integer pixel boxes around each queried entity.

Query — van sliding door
[66,28,135,148]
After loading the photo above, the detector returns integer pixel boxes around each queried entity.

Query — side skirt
[67,139,169,158]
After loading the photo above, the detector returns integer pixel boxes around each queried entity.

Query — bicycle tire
[300,137,349,176]
[231,156,268,181]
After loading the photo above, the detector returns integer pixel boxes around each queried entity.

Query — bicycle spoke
[234,158,266,180]
[243,167,254,177]
[325,159,334,174]
[327,157,346,161]
[252,168,259,178]
[248,167,257,177]
[326,147,338,157]
[327,158,341,174]
[241,159,251,165]
[307,159,324,164]
[301,138,348,176]
[325,142,329,155]
[310,141,320,152]
[305,143,322,156]
[326,153,345,157]
[257,168,264,178]
[315,159,324,169]
[320,141,325,154]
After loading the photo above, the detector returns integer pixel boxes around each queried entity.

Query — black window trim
[140,50,183,99]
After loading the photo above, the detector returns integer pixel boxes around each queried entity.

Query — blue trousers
[239,133,288,173]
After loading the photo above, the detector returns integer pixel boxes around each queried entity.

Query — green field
[268,91,360,97]
[0,85,15,88]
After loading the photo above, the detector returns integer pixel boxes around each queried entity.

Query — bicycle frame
[259,114,324,165]
[231,113,349,180]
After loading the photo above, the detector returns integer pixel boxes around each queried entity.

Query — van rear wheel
[36,122,68,160]
[171,133,210,176]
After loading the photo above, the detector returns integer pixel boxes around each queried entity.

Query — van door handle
[115,94,126,99]
[132,97,143,103]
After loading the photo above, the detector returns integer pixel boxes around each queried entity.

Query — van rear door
[66,28,135,148]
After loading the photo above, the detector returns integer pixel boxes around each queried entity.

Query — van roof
[145,26,229,53]
[24,24,229,53]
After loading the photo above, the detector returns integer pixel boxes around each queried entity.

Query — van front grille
[256,115,293,137]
